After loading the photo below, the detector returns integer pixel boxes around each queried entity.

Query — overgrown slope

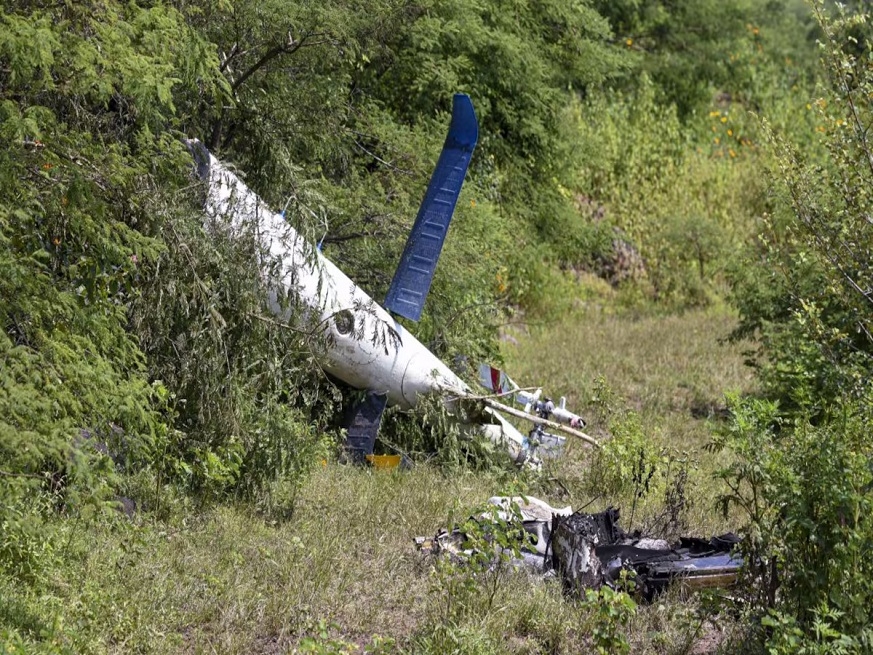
[6,0,873,652]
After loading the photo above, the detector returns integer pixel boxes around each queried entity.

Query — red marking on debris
[490,367,501,393]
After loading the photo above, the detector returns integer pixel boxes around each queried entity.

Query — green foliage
[580,579,637,655]
[713,8,873,652]
[710,396,784,612]
[380,393,523,473]
[295,619,395,654]
[412,625,501,655]
[762,608,873,655]
[584,380,659,499]
[132,190,339,497]
[418,498,534,650]
[593,0,819,118]
[178,0,399,194]
[360,0,626,181]
[574,75,773,307]
[433,503,530,625]
[714,395,873,649]
[729,2,873,415]
[0,0,337,584]
[0,0,219,578]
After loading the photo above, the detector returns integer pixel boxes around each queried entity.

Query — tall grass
[0,306,753,654]
[506,304,757,536]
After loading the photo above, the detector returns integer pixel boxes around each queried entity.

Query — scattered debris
[551,508,741,600]
[415,496,570,571]
[415,499,742,601]
[476,364,598,452]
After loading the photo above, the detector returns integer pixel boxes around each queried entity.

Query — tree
[721,3,873,647]
[592,0,819,117]
[0,0,225,573]
[731,1,873,412]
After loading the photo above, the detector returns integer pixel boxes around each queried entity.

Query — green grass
[504,303,756,440]
[0,304,755,654]
[505,302,757,535]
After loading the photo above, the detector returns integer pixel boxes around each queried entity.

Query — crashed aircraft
[415,497,743,600]
[187,94,596,465]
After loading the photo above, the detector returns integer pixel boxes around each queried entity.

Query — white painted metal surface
[485,495,573,555]
[194,143,530,459]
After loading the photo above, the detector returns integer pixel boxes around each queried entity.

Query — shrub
[714,395,873,649]
[730,1,873,415]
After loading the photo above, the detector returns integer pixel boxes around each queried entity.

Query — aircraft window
[334,309,354,336]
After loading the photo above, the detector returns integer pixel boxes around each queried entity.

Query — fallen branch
[453,387,542,403]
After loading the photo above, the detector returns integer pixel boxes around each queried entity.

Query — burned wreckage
[415,497,742,600]
[188,94,597,468]
[190,95,743,596]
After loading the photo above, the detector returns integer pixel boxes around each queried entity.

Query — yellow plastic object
[365,454,402,470]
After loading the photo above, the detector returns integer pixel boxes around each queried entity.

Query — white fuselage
[201,151,468,409]
[198,147,530,460]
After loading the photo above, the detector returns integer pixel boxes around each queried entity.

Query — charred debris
[415,497,742,601]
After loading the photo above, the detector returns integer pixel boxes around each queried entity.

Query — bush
[714,395,873,648]
[0,1,338,566]
[719,9,873,647]
[730,1,873,415]
[575,77,771,308]
[0,0,215,577]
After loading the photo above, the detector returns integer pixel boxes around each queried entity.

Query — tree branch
[219,42,241,73]
[209,30,328,150]
[0,469,44,479]
[231,31,323,92]
[353,140,415,175]
[320,230,387,245]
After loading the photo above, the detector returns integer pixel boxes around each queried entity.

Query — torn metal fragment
[550,508,742,600]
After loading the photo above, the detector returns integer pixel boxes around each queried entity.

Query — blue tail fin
[384,94,478,321]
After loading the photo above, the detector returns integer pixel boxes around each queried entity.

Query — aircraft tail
[384,94,478,321]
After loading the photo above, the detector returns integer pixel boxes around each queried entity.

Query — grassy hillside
[5,1,873,652]
[505,302,757,534]
[1,306,754,654]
